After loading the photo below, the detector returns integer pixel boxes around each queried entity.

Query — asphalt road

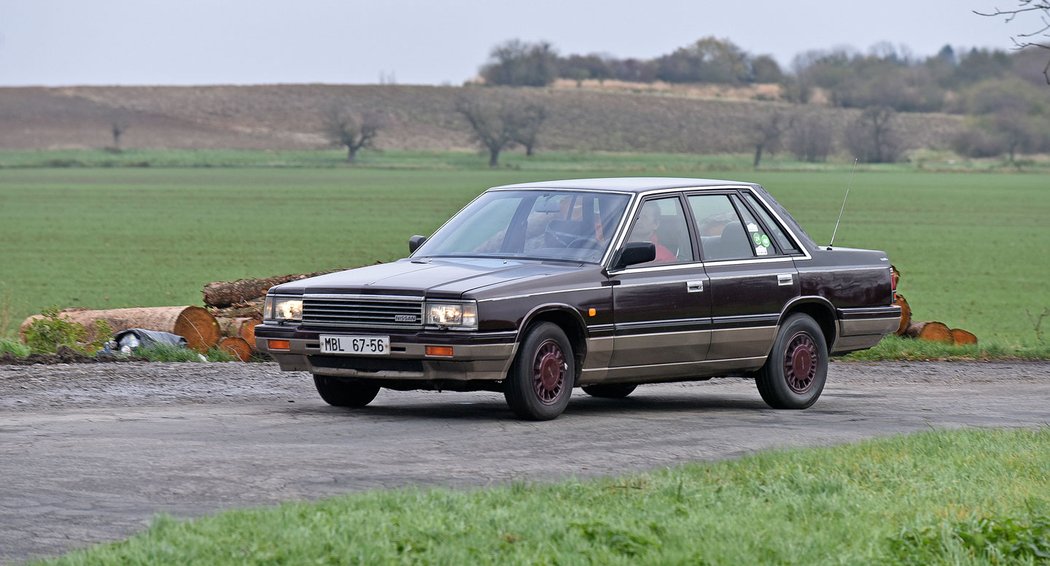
[1,361,1048,564]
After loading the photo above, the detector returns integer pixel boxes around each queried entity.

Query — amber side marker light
[268,339,291,350]
[425,345,454,357]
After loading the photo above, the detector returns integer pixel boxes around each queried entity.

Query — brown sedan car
[257,178,900,420]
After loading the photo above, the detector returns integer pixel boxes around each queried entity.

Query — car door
[687,192,799,365]
[607,195,712,380]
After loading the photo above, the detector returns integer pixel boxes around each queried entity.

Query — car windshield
[413,190,632,263]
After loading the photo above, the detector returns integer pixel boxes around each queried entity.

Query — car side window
[625,197,694,265]
[742,192,801,254]
[688,194,755,261]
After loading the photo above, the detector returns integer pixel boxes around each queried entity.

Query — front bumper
[255,324,517,381]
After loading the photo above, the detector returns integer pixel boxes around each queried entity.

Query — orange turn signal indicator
[268,339,291,350]
[425,345,454,357]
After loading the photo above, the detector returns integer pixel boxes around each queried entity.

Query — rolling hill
[0,84,964,155]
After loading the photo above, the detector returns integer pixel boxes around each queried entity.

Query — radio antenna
[828,159,858,250]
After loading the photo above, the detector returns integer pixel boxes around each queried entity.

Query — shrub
[951,125,1007,158]
[788,114,834,162]
[22,307,112,355]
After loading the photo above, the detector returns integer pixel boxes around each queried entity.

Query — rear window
[687,194,754,261]
[741,192,801,255]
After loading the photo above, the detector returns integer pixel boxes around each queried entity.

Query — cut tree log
[950,328,978,346]
[216,317,260,347]
[217,336,252,362]
[893,293,911,336]
[20,306,220,352]
[202,270,337,308]
[209,298,265,320]
[905,321,954,344]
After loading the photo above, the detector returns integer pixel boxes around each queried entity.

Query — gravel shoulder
[1,361,1048,564]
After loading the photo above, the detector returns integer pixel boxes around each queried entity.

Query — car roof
[490,177,757,194]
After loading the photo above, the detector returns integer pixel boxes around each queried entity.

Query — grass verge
[40,428,1050,565]
[845,335,1050,362]
[2,148,1049,173]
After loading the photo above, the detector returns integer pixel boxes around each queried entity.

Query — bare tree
[749,111,792,169]
[511,104,548,157]
[976,1,1050,83]
[456,93,541,167]
[844,106,904,163]
[110,118,128,151]
[788,113,834,162]
[322,104,384,163]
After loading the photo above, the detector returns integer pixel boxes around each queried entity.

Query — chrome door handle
[777,273,794,286]
[687,280,704,293]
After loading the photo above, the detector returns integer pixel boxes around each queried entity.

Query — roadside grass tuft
[134,344,237,362]
[39,428,1050,565]
[21,307,111,355]
[0,337,30,358]
[891,508,1050,565]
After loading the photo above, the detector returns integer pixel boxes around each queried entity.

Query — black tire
[504,322,575,420]
[313,375,380,408]
[582,383,637,399]
[756,314,828,409]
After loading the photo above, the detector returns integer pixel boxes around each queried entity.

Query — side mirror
[408,235,427,254]
[612,242,656,270]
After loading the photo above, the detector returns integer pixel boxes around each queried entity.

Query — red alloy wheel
[532,339,566,405]
[783,332,818,394]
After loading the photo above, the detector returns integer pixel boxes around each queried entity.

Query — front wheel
[504,322,575,420]
[756,314,828,409]
[313,375,380,407]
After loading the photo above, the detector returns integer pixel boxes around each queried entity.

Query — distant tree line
[479,36,1050,164]
[480,37,783,89]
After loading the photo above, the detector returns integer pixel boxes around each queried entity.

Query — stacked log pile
[893,266,978,347]
[203,271,339,360]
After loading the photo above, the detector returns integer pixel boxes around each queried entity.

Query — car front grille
[302,295,424,329]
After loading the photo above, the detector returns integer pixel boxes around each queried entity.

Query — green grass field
[2,155,1048,352]
[40,428,1050,565]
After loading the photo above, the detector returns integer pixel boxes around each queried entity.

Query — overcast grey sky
[0,0,1024,86]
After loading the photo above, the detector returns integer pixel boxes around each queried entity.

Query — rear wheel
[313,375,380,407]
[756,314,828,409]
[504,322,574,420]
[582,383,637,398]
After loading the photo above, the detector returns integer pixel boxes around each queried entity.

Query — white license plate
[319,335,390,356]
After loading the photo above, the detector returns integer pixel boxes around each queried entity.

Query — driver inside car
[628,202,676,263]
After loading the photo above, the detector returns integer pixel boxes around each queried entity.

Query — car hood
[270,258,588,299]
